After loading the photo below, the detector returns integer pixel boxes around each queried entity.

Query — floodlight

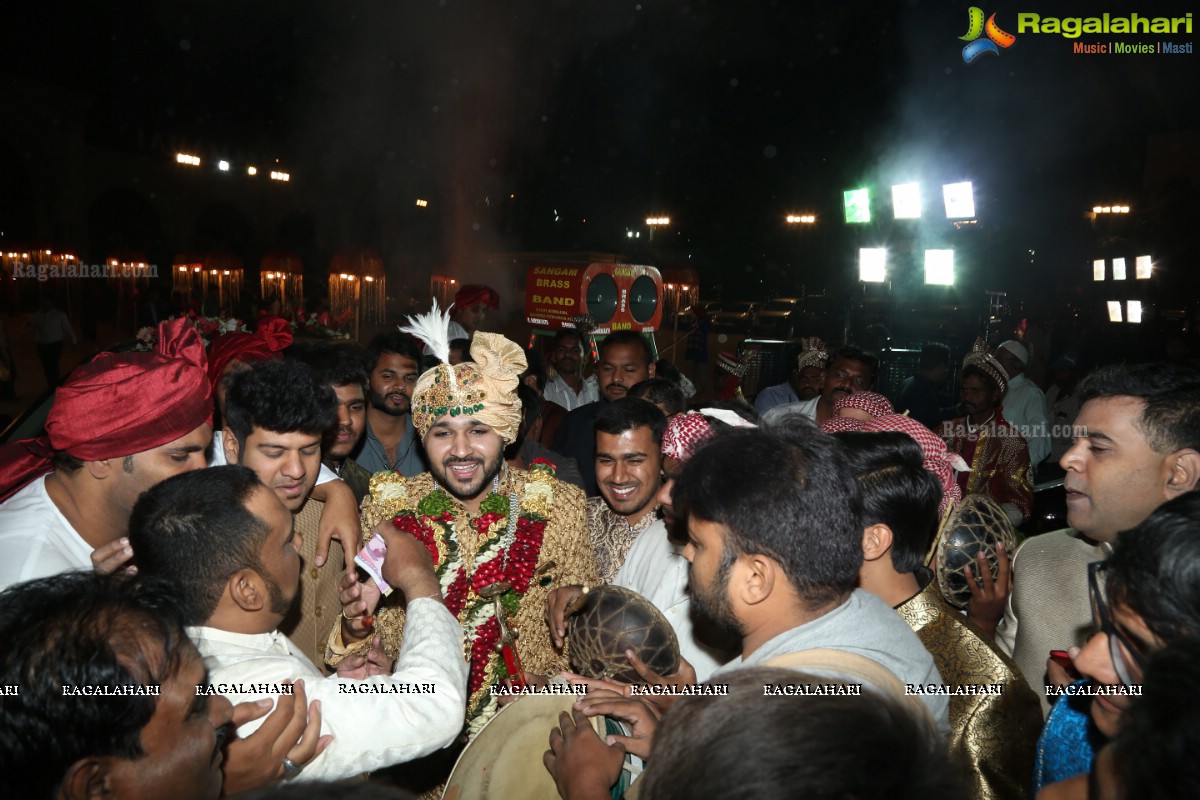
[1135,255,1152,279]
[218,160,230,172]
[858,248,887,282]
[1127,300,1143,323]
[843,189,871,223]
[1112,258,1126,280]
[1093,259,1105,281]
[924,249,955,285]
[1107,301,1123,323]
[892,183,922,219]
[942,182,975,219]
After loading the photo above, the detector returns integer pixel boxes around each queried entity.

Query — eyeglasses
[1088,561,1147,687]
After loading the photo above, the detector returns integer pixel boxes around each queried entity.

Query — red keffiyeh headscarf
[0,317,213,501]
[861,413,968,518]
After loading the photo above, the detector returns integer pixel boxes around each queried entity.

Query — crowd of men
[1,283,1198,800]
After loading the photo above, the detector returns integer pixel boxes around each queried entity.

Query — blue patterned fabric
[1033,680,1106,794]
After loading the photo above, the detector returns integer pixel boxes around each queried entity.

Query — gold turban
[962,337,1010,393]
[408,326,527,445]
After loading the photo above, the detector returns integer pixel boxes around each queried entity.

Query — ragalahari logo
[960,7,1017,63]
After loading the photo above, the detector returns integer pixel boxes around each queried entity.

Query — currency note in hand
[354,536,394,596]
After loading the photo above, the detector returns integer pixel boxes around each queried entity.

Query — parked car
[710,301,758,332]
[753,297,802,338]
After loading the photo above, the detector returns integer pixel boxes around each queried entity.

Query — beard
[262,571,296,617]
[688,549,744,639]
[369,386,409,417]
[430,449,505,503]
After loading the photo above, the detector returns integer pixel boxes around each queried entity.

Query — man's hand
[311,479,360,568]
[544,709,625,800]
[91,537,135,576]
[221,680,332,794]
[621,650,697,713]
[1046,646,1082,689]
[560,672,631,696]
[378,523,442,601]
[495,672,550,707]
[545,585,584,648]
[573,689,660,759]
[335,635,393,679]
[338,567,382,646]
[965,541,1011,641]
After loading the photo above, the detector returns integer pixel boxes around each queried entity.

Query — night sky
[8,1,1199,302]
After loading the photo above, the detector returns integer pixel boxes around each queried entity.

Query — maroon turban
[453,284,500,311]
[0,317,213,501]
[207,317,293,387]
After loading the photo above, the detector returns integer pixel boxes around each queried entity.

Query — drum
[442,693,603,800]
[567,584,680,683]
[935,494,1018,610]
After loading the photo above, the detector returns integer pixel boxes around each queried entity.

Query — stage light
[1107,301,1123,323]
[415,198,428,207]
[942,182,975,219]
[924,249,955,285]
[247,166,258,176]
[218,160,230,172]
[843,189,870,223]
[175,153,201,166]
[892,183,921,219]
[1093,259,1105,281]
[858,248,887,282]
[1112,258,1126,280]
[1135,255,1152,279]
[1127,300,1143,323]
[270,170,290,182]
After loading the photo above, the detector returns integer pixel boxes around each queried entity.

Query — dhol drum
[566,584,680,683]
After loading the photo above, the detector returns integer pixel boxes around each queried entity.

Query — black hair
[675,418,864,609]
[505,383,541,459]
[448,338,473,362]
[553,329,584,349]
[628,377,686,417]
[289,344,368,392]
[1106,491,1200,644]
[918,343,951,372]
[1109,639,1200,800]
[364,331,423,375]
[828,344,878,377]
[0,572,194,799]
[598,330,654,365]
[239,783,417,800]
[1079,363,1200,454]
[835,431,942,574]
[224,359,337,447]
[961,364,1001,395]
[129,466,274,625]
[639,667,966,800]
[595,397,667,446]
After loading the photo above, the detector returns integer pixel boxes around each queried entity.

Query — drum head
[442,694,603,800]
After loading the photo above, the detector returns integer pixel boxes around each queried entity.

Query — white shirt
[612,518,731,682]
[210,430,338,485]
[543,374,599,412]
[0,474,93,591]
[1002,373,1051,468]
[189,598,468,781]
[761,395,820,426]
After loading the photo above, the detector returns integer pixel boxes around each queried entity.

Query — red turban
[207,317,293,387]
[661,412,715,461]
[453,284,500,311]
[0,317,213,501]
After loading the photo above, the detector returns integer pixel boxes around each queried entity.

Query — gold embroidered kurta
[586,497,661,584]
[897,581,1044,800]
[278,497,344,674]
[942,412,1034,523]
[325,468,596,733]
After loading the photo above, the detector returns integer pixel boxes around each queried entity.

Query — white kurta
[0,475,92,592]
[611,518,732,682]
[190,598,468,781]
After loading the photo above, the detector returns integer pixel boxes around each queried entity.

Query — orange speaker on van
[524,263,662,333]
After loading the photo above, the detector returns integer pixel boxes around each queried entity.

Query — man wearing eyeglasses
[355,333,428,477]
[1033,491,1200,796]
[994,364,1200,713]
